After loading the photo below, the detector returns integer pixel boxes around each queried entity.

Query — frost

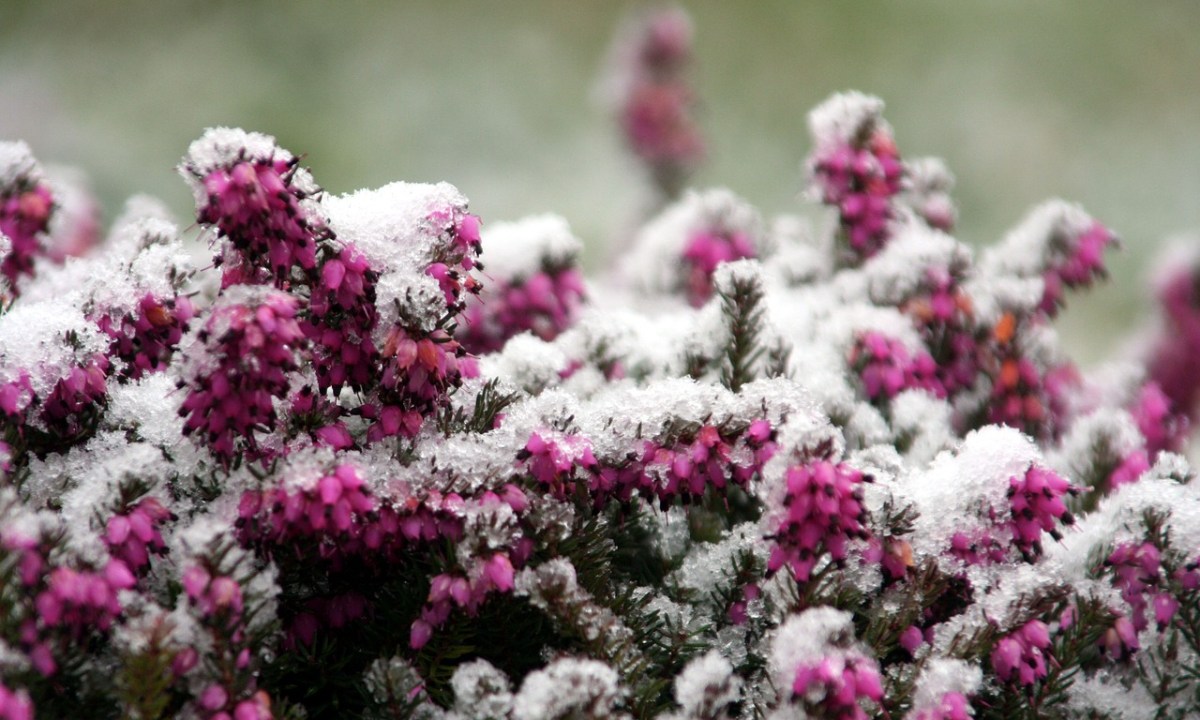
[1065,671,1156,720]
[622,188,764,295]
[862,222,970,306]
[365,656,446,720]
[906,425,1042,561]
[668,523,764,602]
[451,659,514,720]
[888,390,955,465]
[982,199,1097,278]
[807,91,885,151]
[0,296,106,396]
[767,214,830,285]
[0,140,40,186]
[22,208,192,318]
[769,607,858,689]
[1048,466,1200,584]
[512,656,627,720]
[478,333,569,395]
[478,213,582,280]
[1048,407,1143,481]
[182,127,285,173]
[907,658,981,716]
[324,180,471,333]
[673,650,741,718]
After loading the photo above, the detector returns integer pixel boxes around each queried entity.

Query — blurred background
[2,0,1198,364]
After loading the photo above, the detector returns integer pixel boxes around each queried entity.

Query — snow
[673,650,741,717]
[668,523,765,602]
[478,213,582,280]
[183,127,285,172]
[0,296,106,395]
[906,426,1042,562]
[324,180,471,333]
[452,659,514,720]
[862,222,970,307]
[981,199,1102,281]
[621,187,764,295]
[479,333,570,395]
[907,658,981,715]
[22,209,192,318]
[0,140,39,186]
[807,91,885,151]
[769,606,859,689]
[512,656,626,720]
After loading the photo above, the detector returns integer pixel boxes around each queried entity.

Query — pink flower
[990,620,1051,687]
[0,148,53,290]
[302,245,380,394]
[809,98,903,263]
[0,682,34,720]
[767,461,871,583]
[1038,220,1116,316]
[910,692,972,720]
[179,290,304,466]
[183,131,328,288]
[849,331,944,402]
[1006,465,1075,560]
[680,229,757,306]
[791,655,882,720]
[459,267,585,353]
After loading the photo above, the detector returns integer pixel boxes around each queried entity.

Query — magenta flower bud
[180,289,304,466]
[171,647,199,676]
[900,625,924,656]
[1153,594,1179,630]
[0,143,54,290]
[234,699,268,720]
[210,577,242,611]
[484,553,514,592]
[410,619,433,649]
[448,577,470,607]
[199,684,228,712]
[183,565,210,599]
[105,515,131,545]
[28,643,56,677]
[103,559,136,590]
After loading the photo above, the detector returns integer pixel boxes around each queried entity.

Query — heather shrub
[1,9,1199,720]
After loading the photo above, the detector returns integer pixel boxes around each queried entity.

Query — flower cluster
[609,6,704,198]
[104,496,172,575]
[98,293,196,380]
[848,331,942,402]
[0,142,53,291]
[236,463,378,567]
[182,562,273,720]
[791,655,883,720]
[1105,541,1177,635]
[461,269,585,352]
[0,525,134,679]
[808,93,904,262]
[301,245,378,393]
[767,461,870,583]
[908,692,972,720]
[990,620,1052,688]
[0,686,32,720]
[181,129,328,287]
[178,289,304,465]
[1148,255,1200,422]
[1005,464,1074,560]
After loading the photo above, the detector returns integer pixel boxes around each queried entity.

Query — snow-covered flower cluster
[2,13,1200,720]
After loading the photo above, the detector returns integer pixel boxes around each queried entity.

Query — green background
[3,1,1198,363]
